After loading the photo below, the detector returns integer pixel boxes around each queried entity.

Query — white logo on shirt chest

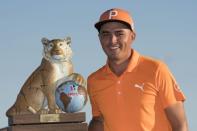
[134,83,145,91]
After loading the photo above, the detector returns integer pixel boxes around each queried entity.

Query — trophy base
[1,112,88,131]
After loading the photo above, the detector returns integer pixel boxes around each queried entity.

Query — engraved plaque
[40,114,60,123]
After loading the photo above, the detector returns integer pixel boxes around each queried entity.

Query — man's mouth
[109,45,120,50]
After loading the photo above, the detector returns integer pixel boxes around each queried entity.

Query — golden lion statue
[6,37,86,117]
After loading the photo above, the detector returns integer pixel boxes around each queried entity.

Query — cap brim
[94,19,132,31]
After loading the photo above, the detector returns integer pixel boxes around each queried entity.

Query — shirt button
[117,91,121,95]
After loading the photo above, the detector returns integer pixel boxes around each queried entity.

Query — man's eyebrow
[101,29,125,33]
[100,30,110,34]
[115,30,125,33]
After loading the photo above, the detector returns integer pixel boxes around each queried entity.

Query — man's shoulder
[134,54,169,79]
[132,50,164,70]
[139,55,164,69]
[88,65,106,81]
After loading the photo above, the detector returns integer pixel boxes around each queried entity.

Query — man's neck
[108,52,133,76]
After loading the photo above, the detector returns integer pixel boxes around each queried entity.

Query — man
[87,8,188,131]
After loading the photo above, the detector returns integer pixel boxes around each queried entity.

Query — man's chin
[108,54,120,60]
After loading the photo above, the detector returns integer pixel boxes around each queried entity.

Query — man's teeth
[110,46,119,49]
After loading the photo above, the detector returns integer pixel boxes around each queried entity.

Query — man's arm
[165,101,188,131]
[88,116,104,131]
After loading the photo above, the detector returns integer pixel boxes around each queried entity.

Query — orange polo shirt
[87,50,185,131]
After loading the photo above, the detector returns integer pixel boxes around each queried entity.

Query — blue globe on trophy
[55,80,87,113]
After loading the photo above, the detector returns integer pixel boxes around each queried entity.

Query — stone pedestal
[0,112,88,131]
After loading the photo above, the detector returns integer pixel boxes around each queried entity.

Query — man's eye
[117,32,125,36]
[101,33,107,35]
[101,33,110,37]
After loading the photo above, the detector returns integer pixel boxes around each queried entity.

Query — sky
[0,0,196,130]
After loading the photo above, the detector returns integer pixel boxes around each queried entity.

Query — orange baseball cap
[95,8,134,31]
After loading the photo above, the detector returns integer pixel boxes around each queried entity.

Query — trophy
[1,37,88,131]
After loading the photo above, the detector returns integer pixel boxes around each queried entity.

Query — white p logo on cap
[109,10,118,19]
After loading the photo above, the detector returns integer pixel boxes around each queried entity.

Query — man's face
[99,22,135,63]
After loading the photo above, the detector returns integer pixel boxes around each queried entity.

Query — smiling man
[87,8,188,131]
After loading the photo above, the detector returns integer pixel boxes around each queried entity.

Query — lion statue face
[41,37,72,63]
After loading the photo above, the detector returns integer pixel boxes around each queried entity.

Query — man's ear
[98,33,102,42]
[131,31,136,40]
[133,31,136,40]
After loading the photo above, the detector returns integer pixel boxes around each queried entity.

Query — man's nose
[110,34,118,44]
